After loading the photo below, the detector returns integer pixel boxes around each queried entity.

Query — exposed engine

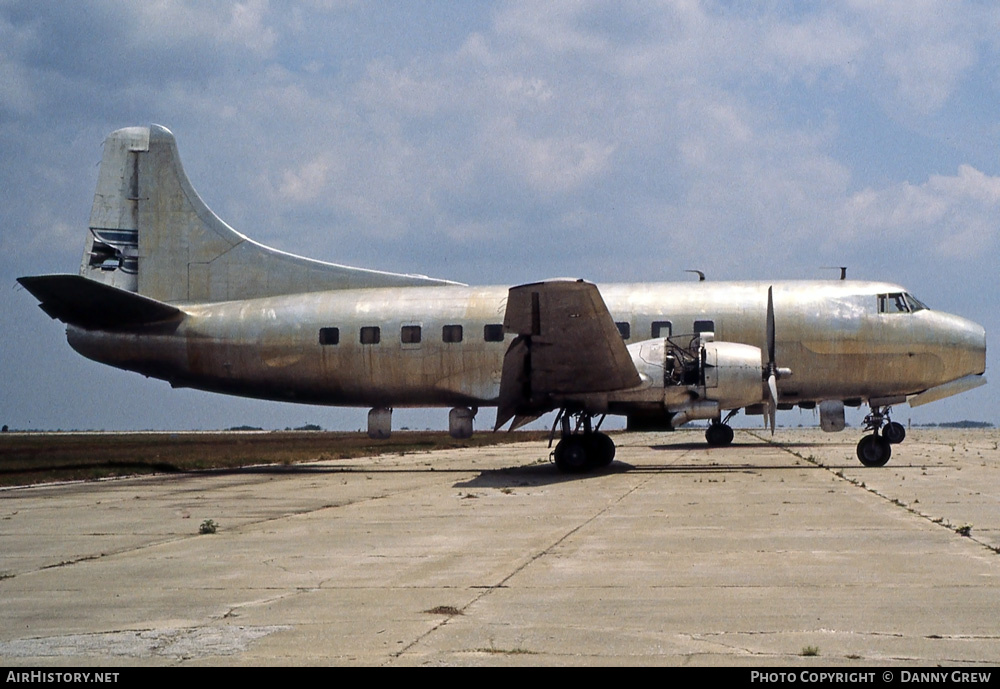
[629,332,765,412]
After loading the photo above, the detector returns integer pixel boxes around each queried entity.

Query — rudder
[80,126,148,293]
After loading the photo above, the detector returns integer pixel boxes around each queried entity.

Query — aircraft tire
[857,434,891,467]
[554,436,590,473]
[882,421,906,444]
[705,423,735,447]
[588,432,616,467]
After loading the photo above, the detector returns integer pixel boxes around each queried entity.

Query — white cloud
[135,0,277,56]
[843,165,1000,258]
[760,11,864,84]
[846,0,984,114]
[278,156,332,202]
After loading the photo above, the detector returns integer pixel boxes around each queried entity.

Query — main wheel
[882,421,906,444]
[705,423,735,447]
[857,434,891,467]
[588,432,616,467]
[554,436,590,473]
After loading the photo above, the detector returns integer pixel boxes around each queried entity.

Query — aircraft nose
[972,321,986,376]
[942,313,986,378]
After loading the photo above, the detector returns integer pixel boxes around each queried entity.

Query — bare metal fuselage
[66,280,986,416]
[20,125,986,448]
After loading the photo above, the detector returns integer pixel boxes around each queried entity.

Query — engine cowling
[702,341,766,409]
[628,336,765,410]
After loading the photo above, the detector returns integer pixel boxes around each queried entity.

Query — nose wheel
[857,433,892,467]
[856,405,903,467]
[882,421,906,444]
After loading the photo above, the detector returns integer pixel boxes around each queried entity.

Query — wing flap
[495,280,640,429]
[18,274,182,329]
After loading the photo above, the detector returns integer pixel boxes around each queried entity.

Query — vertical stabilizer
[81,125,458,304]
[80,127,150,292]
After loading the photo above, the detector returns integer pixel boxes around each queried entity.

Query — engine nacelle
[702,341,766,409]
[628,337,764,410]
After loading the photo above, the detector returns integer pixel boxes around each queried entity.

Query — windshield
[905,293,928,312]
[877,292,930,313]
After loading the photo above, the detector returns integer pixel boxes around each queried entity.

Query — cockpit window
[877,292,929,314]
[878,293,908,313]
[905,293,928,312]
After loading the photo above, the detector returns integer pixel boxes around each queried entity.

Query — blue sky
[1,0,997,432]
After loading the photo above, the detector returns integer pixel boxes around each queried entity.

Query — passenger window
[484,324,504,342]
[401,325,421,344]
[442,324,463,343]
[319,327,339,345]
[694,320,715,334]
[615,322,631,340]
[360,326,380,345]
[651,320,672,338]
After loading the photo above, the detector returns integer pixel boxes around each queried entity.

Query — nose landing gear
[856,405,905,467]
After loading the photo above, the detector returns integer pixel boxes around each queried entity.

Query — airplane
[18,125,987,472]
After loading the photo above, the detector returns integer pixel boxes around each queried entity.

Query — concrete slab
[1,428,999,666]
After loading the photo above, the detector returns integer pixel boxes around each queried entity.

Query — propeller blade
[765,286,778,434]
[767,372,779,435]
[766,286,775,366]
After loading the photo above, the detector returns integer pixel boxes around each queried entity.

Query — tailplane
[18,274,181,330]
[80,125,458,304]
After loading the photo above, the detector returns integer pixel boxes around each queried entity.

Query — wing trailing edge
[495,280,641,430]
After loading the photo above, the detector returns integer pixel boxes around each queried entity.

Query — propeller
[764,286,779,434]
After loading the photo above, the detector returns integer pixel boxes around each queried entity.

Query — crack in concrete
[747,430,1000,555]
[0,625,290,660]
[387,472,657,664]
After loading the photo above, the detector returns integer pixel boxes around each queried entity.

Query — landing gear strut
[856,405,904,467]
[551,410,616,473]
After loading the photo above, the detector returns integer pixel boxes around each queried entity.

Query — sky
[1,0,998,433]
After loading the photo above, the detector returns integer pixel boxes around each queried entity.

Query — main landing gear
[705,410,738,447]
[551,410,616,473]
[856,405,906,467]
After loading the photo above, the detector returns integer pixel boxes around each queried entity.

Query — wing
[495,279,641,430]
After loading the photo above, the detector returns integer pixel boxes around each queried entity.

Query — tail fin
[80,127,147,292]
[81,125,458,304]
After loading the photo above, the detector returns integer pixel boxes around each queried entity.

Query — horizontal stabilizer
[18,274,182,329]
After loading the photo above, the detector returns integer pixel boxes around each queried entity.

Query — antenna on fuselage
[822,266,847,280]
[685,270,706,281]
